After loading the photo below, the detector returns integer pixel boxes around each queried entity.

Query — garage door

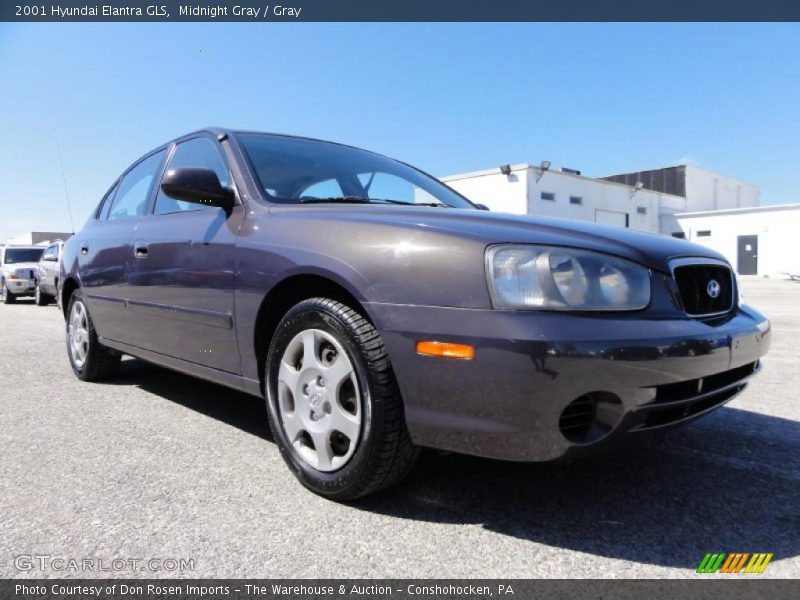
[595,209,629,228]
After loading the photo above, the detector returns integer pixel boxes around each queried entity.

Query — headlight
[486,244,650,310]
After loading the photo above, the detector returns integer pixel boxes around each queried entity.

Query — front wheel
[1,282,16,304]
[265,298,419,500]
[66,289,120,381]
[35,284,50,306]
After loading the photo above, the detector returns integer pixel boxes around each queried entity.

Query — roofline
[152,127,425,168]
[676,203,800,218]
[600,163,759,190]
[441,163,686,200]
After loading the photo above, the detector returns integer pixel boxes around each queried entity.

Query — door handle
[134,243,149,259]
[80,245,88,255]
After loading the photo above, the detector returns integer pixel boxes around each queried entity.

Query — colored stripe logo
[697,552,773,573]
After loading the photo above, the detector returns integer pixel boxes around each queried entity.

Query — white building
[4,231,72,246]
[441,163,759,238]
[676,204,800,277]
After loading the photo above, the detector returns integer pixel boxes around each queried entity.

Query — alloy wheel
[68,300,90,368]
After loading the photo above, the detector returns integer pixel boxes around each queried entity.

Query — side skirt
[99,336,263,399]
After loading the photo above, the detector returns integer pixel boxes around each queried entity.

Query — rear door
[80,149,167,343]
[124,135,244,374]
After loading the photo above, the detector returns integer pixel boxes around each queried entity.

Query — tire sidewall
[66,290,90,376]
[2,281,15,304]
[266,302,379,497]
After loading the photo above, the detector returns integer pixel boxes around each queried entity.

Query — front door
[124,136,244,374]
[737,235,758,275]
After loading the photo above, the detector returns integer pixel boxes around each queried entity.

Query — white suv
[0,245,45,304]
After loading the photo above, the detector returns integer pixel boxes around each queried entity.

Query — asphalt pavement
[0,278,798,578]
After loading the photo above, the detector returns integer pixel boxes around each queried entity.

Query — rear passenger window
[97,182,120,220]
[107,150,166,220]
[154,138,231,216]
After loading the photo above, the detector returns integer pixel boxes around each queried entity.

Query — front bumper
[4,279,35,296]
[366,302,771,461]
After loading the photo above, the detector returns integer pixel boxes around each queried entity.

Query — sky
[0,23,799,240]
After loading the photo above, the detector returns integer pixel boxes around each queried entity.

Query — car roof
[166,127,392,159]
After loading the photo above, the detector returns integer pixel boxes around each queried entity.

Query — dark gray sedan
[60,128,771,499]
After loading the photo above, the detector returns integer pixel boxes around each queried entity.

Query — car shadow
[108,357,273,441]
[106,357,799,569]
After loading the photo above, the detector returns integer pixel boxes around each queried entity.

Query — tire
[1,282,16,304]
[66,288,120,381]
[265,297,419,500]
[35,284,50,306]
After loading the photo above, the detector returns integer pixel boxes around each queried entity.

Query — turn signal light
[416,340,474,360]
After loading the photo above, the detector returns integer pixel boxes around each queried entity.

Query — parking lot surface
[0,278,798,578]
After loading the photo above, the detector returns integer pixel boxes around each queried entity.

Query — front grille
[643,385,743,428]
[639,361,758,429]
[654,361,758,404]
[673,263,733,316]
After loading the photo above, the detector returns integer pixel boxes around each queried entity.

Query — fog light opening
[559,392,623,444]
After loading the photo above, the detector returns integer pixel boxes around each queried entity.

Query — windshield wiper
[298,196,450,208]
[299,196,372,204]
[369,198,451,208]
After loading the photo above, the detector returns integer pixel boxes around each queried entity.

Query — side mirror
[160,167,234,210]
[474,203,490,211]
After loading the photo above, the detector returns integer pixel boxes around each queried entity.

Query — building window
[697,230,711,237]
[671,232,686,239]
[540,192,555,201]
[569,196,582,205]
[637,206,647,215]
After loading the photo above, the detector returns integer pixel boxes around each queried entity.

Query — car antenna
[54,133,76,234]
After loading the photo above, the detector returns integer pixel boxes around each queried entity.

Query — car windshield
[4,248,44,264]
[236,133,475,208]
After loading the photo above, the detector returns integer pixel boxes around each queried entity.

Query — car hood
[269,205,726,273]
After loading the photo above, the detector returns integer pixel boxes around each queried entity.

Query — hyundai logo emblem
[707,279,721,299]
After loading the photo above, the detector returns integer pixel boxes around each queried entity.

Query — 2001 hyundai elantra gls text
[59,128,771,499]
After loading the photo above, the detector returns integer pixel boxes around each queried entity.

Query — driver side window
[43,245,58,261]
[154,138,231,215]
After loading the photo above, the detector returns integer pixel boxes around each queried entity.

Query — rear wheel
[265,297,419,500]
[66,289,120,381]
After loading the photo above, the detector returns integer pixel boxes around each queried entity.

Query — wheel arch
[253,273,375,394]
[61,276,80,320]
